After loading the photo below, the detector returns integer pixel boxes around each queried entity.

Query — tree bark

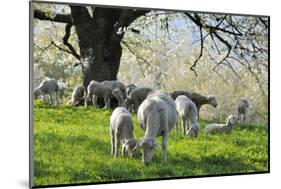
[68,6,147,88]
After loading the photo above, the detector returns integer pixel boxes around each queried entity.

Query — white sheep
[85,80,126,108]
[122,87,153,112]
[136,90,177,165]
[68,86,86,106]
[34,78,59,106]
[205,115,239,134]
[238,99,249,124]
[170,90,218,118]
[175,95,200,137]
[110,107,137,158]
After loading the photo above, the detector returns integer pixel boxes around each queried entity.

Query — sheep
[57,80,67,99]
[102,80,127,101]
[110,107,137,158]
[237,99,249,124]
[34,78,59,106]
[170,90,217,118]
[135,90,177,165]
[205,115,239,134]
[68,86,86,106]
[85,80,126,108]
[126,84,137,97]
[175,95,200,137]
[122,87,153,112]
[112,88,124,106]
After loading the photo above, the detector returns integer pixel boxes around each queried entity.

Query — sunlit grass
[33,100,268,186]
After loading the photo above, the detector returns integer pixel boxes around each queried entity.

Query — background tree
[33,2,268,124]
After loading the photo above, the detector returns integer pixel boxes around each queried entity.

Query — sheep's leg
[110,129,115,156]
[134,100,139,113]
[92,95,98,108]
[186,120,190,132]
[182,117,186,135]
[197,105,201,119]
[243,114,246,125]
[114,133,120,158]
[162,130,168,162]
[121,143,126,157]
[107,98,111,108]
[55,91,59,106]
[49,93,53,104]
[175,117,179,133]
[84,93,91,108]
[103,97,108,109]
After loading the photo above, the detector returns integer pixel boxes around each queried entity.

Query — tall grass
[33,101,268,186]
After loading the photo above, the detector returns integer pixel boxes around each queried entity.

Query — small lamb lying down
[205,115,238,134]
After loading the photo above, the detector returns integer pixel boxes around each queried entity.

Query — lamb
[135,90,177,165]
[34,78,59,106]
[205,115,239,134]
[68,86,86,106]
[170,90,217,118]
[237,99,249,124]
[122,87,153,112]
[85,80,126,108]
[110,107,137,158]
[175,95,200,137]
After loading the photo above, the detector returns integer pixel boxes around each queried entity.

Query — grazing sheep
[85,80,126,108]
[175,95,200,137]
[102,80,127,101]
[205,115,239,134]
[238,99,249,124]
[112,88,124,106]
[68,86,86,106]
[122,87,153,112]
[126,84,137,97]
[110,107,137,158]
[57,80,67,99]
[170,90,217,118]
[136,90,177,165]
[34,79,59,106]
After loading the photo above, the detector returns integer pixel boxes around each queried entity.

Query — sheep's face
[208,96,218,108]
[125,139,137,157]
[112,88,122,98]
[34,89,42,99]
[227,115,239,125]
[139,139,157,165]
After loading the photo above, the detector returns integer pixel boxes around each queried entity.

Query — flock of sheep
[34,78,250,165]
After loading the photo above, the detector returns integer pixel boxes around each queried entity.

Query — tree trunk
[70,6,122,89]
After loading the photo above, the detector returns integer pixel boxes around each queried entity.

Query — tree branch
[190,26,204,76]
[212,32,232,70]
[63,23,81,60]
[34,9,72,24]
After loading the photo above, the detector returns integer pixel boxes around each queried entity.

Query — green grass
[33,100,269,186]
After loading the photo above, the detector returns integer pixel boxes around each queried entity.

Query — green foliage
[33,102,268,186]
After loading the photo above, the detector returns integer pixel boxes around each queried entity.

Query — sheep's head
[112,88,125,103]
[34,88,42,99]
[135,137,157,165]
[124,138,137,157]
[207,96,218,108]
[226,115,238,126]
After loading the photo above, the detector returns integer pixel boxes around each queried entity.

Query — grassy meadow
[33,101,269,186]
